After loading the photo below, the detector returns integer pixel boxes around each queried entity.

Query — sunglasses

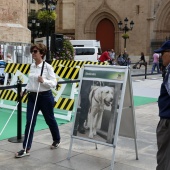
[31,50,39,54]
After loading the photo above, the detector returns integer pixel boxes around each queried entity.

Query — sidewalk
[0,103,159,170]
[0,66,161,170]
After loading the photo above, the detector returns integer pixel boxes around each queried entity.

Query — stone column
[0,0,31,43]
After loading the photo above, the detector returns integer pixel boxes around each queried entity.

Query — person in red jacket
[98,50,111,62]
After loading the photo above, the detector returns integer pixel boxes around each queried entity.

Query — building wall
[56,0,170,62]
[75,0,152,58]
[56,0,75,38]
[26,0,170,61]
[0,0,30,43]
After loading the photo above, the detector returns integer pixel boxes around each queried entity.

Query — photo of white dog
[87,86,114,139]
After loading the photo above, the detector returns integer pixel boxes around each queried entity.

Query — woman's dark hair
[30,43,47,58]
[141,52,144,56]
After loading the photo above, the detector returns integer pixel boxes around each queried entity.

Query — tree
[55,40,74,60]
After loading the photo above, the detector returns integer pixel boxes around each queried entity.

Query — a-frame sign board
[67,65,138,170]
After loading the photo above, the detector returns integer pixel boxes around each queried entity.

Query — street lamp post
[28,18,41,43]
[45,0,50,63]
[118,17,134,51]
[37,0,58,64]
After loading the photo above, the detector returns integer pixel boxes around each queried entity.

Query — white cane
[23,61,45,155]
[0,89,27,137]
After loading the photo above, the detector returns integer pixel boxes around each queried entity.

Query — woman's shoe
[15,149,30,158]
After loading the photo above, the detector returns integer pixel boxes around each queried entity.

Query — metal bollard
[8,77,23,143]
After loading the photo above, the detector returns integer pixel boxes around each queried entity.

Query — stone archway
[84,0,121,54]
[96,18,115,52]
[154,0,170,39]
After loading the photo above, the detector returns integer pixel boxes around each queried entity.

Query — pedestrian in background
[109,49,115,60]
[5,53,13,63]
[111,58,117,65]
[5,53,13,80]
[15,43,60,158]
[151,53,160,74]
[98,49,111,62]
[117,52,127,66]
[138,52,146,69]
[154,40,170,170]
[127,57,131,67]
[123,51,129,61]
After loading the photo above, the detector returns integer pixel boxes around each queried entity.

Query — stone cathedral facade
[0,0,30,43]
[0,0,169,60]
[56,0,170,60]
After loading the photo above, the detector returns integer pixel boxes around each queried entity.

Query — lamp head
[28,21,32,28]
[32,18,36,24]
[124,17,128,24]
[130,21,134,30]
[118,21,123,30]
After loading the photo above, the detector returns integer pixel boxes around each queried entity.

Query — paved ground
[0,65,162,170]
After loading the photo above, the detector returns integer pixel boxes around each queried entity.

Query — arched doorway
[96,18,115,52]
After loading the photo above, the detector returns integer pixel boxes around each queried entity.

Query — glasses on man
[31,50,39,54]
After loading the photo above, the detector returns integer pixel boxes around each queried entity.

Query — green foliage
[55,40,74,60]
[28,11,55,38]
[122,33,129,39]
[37,10,57,22]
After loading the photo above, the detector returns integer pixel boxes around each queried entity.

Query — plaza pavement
[0,65,161,170]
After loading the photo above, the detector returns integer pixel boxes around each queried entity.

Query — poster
[73,66,125,144]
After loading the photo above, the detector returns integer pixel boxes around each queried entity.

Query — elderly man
[154,40,170,170]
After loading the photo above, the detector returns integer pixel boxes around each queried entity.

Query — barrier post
[17,77,22,140]
[8,77,23,143]
[145,62,147,79]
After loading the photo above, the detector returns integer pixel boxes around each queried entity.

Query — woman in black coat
[138,52,146,69]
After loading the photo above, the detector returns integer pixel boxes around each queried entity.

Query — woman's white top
[26,61,57,92]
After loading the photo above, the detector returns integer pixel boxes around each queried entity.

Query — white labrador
[88,86,114,139]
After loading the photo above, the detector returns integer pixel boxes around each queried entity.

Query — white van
[70,40,100,47]
[70,40,102,59]
[73,47,100,62]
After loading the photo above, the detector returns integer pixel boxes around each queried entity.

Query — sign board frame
[67,65,138,170]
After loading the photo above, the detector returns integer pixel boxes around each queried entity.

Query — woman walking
[15,43,60,158]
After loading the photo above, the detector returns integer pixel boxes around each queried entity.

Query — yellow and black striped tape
[54,97,74,111]
[4,63,30,74]
[76,82,79,88]
[22,94,28,103]
[54,66,80,79]
[0,89,17,101]
[51,60,82,67]
[5,61,107,75]
[0,90,74,111]
[0,89,28,103]
[51,60,107,68]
